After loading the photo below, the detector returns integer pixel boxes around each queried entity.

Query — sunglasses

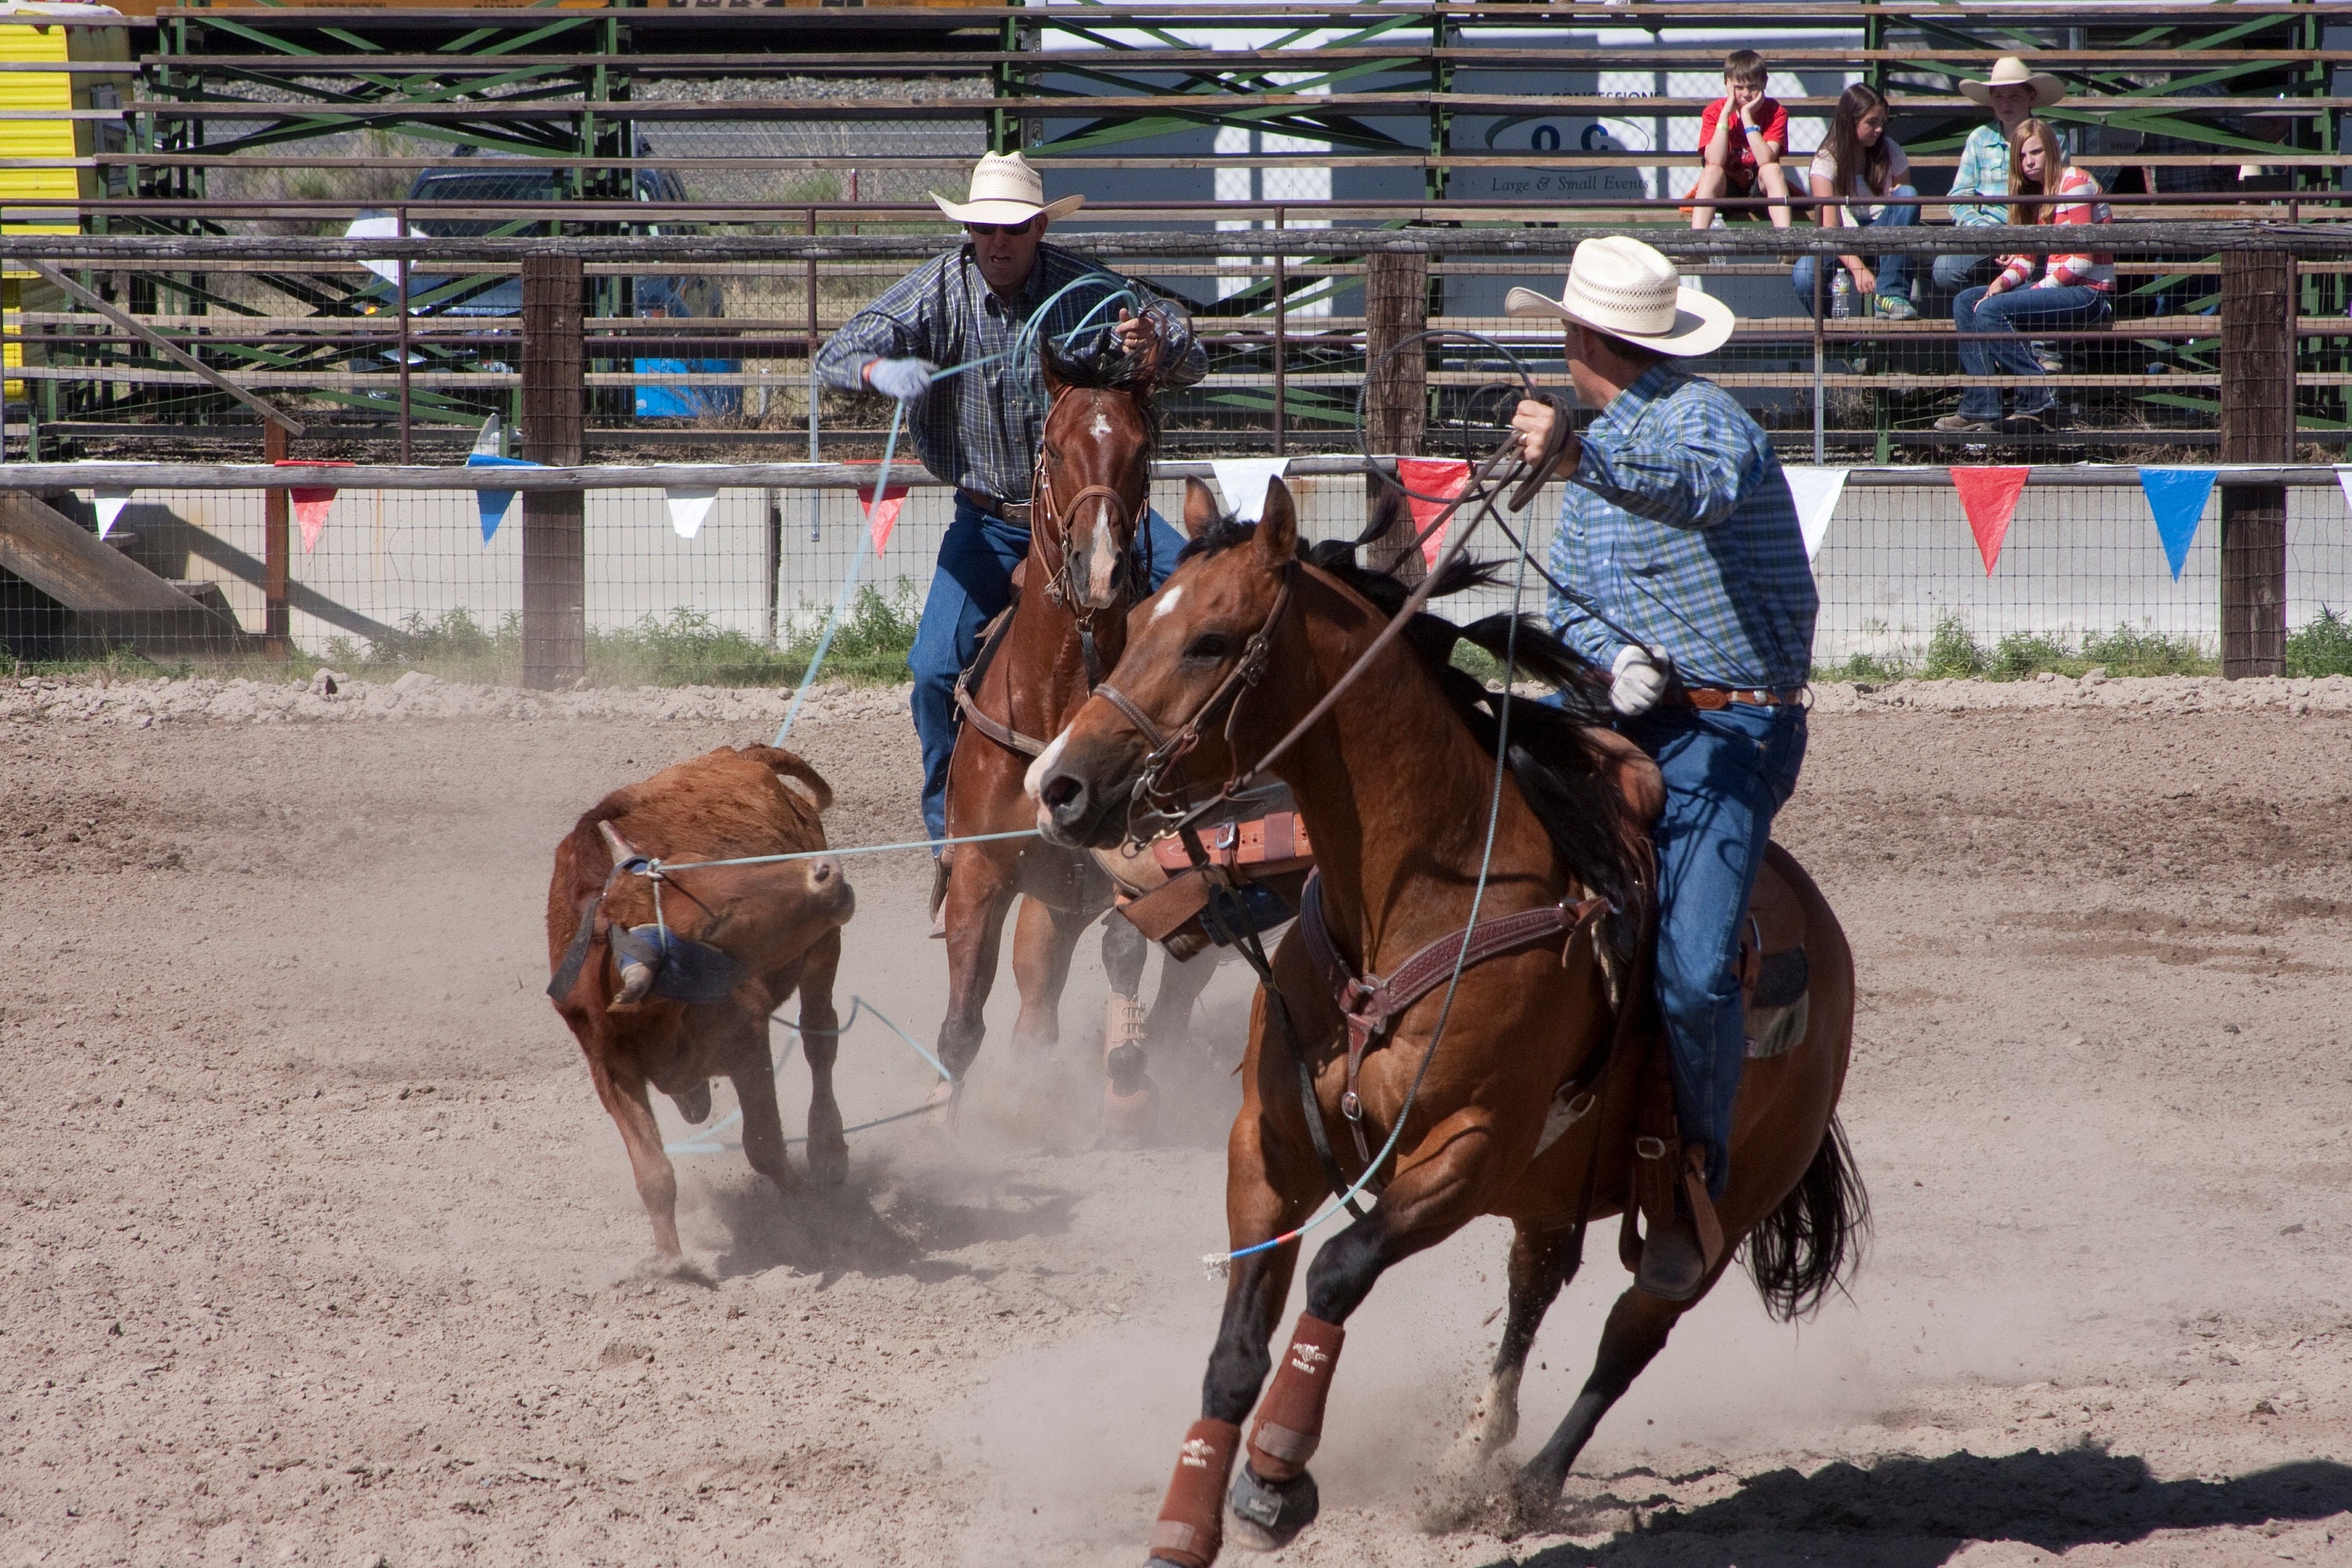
[965,217,1037,237]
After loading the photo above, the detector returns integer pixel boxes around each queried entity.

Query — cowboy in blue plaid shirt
[1509,238,1817,1301]
[815,154,1207,854]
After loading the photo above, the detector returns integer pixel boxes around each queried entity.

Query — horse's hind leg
[1450,1219,1578,1470]
[792,931,848,1185]
[1515,1283,1695,1506]
[1146,942,1219,1055]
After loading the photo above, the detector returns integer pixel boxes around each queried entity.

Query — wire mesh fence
[5,466,2348,681]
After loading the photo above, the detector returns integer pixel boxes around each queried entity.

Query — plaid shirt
[1947,122,2010,228]
[815,241,1207,503]
[1548,365,1818,691]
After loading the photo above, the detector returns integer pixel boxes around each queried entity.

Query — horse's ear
[1256,477,1298,563]
[1041,353,1067,397]
[1181,477,1220,539]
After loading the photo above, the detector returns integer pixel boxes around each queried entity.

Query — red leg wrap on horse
[1245,1313,1345,1483]
[1148,1418,1240,1568]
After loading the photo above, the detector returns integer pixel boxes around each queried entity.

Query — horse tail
[1744,1115,1870,1322]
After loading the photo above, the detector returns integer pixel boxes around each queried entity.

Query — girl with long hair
[1789,83,1918,319]
[1938,118,2113,430]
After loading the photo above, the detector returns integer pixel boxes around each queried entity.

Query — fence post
[521,253,586,689]
[263,419,289,660]
[1363,247,1428,579]
[2218,248,2291,678]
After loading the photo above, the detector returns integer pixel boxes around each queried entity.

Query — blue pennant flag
[2137,467,2217,582]
[466,453,539,543]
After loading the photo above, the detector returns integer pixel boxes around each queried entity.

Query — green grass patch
[1827,612,2223,681]
[2288,605,2352,677]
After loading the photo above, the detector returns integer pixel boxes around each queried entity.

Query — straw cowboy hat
[1504,236,1734,358]
[930,151,1085,226]
[1960,56,2066,109]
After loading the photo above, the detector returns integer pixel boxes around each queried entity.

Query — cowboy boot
[1634,1143,1726,1302]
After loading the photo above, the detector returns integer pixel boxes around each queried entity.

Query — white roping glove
[865,357,936,403]
[1610,644,1672,717]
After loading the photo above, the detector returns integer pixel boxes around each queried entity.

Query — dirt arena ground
[4,675,2351,1567]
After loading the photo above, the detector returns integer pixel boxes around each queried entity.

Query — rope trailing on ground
[662,994,954,1156]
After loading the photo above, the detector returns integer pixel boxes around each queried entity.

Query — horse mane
[1178,499,1638,919]
[1040,336,1167,445]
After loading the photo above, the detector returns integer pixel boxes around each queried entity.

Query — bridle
[1096,557,1298,847]
[1029,387,1153,688]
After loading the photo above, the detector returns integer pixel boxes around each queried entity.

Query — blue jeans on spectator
[1788,186,1917,314]
[1932,249,1996,296]
[1954,283,2112,421]
[909,494,1187,844]
[1617,701,1809,1200]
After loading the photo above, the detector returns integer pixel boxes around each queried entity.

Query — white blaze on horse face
[1090,411,1112,441]
[1083,507,1121,608]
[1023,727,1070,804]
[1149,585,1185,622]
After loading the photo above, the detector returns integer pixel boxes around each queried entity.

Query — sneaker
[1875,294,1918,321]
[1935,413,1991,432]
[2032,345,2064,373]
[2001,411,2046,434]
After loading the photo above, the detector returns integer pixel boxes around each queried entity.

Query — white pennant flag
[665,487,718,540]
[2336,466,2352,519]
[93,487,135,539]
[1209,457,1290,523]
[1780,466,1849,561]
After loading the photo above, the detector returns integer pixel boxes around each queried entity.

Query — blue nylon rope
[662,994,954,1156]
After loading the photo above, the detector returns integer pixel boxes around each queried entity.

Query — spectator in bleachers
[1689,49,1792,231]
[1789,84,1918,319]
[1937,119,2112,433]
[1933,56,2065,296]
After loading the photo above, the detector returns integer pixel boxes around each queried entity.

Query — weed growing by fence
[1833,613,2221,681]
[2288,607,2352,677]
[778,578,920,685]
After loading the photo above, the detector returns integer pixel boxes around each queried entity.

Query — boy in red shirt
[1690,49,1791,230]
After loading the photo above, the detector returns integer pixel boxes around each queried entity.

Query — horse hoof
[1226,1464,1317,1552]
[670,1080,713,1125]
[1098,1075,1157,1149]
[805,1130,849,1186]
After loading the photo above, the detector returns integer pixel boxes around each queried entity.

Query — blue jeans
[1954,284,2111,419]
[1619,702,1808,1199]
[1788,186,1917,314]
[1932,251,1995,296]
[909,494,1187,843]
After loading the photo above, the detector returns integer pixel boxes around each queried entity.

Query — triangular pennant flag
[466,453,539,543]
[1948,466,2030,575]
[1780,466,1848,561]
[2336,465,2352,520]
[2136,467,2217,582]
[470,412,503,459]
[292,489,337,552]
[1209,456,1290,523]
[1396,457,1472,566]
[666,486,719,540]
[92,487,133,539]
[275,458,351,554]
[862,481,909,556]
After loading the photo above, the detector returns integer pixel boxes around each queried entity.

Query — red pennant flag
[1948,466,2029,575]
[862,483,909,556]
[275,459,352,554]
[1396,457,1472,565]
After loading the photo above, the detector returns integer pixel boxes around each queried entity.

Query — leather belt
[958,488,1033,528]
[1669,684,1806,710]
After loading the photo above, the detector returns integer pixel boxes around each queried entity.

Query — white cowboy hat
[1503,236,1734,358]
[1960,56,2066,109]
[930,151,1085,226]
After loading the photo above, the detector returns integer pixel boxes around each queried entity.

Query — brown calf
[546,744,855,1258]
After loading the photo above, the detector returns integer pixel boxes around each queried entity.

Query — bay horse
[933,328,1214,1134]
[1027,478,1865,1566]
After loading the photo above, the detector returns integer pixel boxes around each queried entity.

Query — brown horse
[1028,479,1865,1567]
[933,333,1214,1131]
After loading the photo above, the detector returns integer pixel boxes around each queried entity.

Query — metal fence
[2,461,2345,677]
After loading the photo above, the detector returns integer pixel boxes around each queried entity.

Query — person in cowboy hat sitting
[1933,56,2067,299]
[815,151,1207,860]
[1506,237,1817,1301]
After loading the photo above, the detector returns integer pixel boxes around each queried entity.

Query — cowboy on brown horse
[811,151,1206,862]
[1507,235,1821,1299]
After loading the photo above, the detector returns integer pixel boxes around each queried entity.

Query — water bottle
[1830,270,1853,318]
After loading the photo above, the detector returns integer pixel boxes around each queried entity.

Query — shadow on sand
[1504,1445,2352,1567]
[704,1161,1078,1287]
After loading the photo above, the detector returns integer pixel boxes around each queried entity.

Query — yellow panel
[0,20,79,262]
